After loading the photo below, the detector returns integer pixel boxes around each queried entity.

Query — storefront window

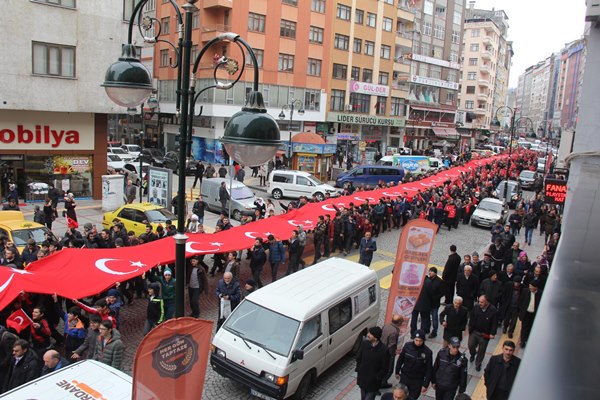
[25,155,93,199]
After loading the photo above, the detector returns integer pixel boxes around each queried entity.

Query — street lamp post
[278,99,305,167]
[102,0,280,318]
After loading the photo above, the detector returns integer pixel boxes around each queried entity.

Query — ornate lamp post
[102,0,280,317]
[278,99,305,166]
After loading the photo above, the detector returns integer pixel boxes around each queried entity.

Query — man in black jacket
[249,238,266,288]
[411,272,435,338]
[218,182,229,214]
[518,281,542,348]
[356,326,388,400]
[427,267,444,339]
[484,340,521,400]
[468,295,498,371]
[192,161,204,189]
[0,326,18,390]
[442,245,461,304]
[286,230,301,276]
[395,330,433,399]
[456,265,479,312]
[432,337,468,400]
[439,296,469,347]
[3,339,40,392]
[192,195,208,225]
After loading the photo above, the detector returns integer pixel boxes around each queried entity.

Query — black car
[163,151,179,172]
[140,148,165,166]
[185,160,198,176]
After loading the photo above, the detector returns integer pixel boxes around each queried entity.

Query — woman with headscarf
[253,197,266,218]
[64,192,78,229]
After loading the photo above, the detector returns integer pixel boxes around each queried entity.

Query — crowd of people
[0,147,561,397]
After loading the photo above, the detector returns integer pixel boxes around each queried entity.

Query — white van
[268,170,339,201]
[0,360,132,399]
[210,258,380,400]
[201,177,258,221]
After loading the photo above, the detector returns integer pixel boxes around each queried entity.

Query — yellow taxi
[102,203,178,237]
[0,211,58,254]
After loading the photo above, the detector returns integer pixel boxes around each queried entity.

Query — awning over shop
[432,127,459,139]
[410,106,457,113]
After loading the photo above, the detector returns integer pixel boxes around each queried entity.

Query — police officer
[394,329,433,399]
[431,337,468,400]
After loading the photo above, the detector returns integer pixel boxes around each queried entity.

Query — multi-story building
[401,0,466,152]
[457,4,511,146]
[555,38,586,133]
[529,55,555,134]
[0,0,135,200]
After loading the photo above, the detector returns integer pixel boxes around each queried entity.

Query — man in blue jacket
[359,231,377,267]
[267,234,285,282]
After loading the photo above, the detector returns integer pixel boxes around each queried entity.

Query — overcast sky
[467,0,587,88]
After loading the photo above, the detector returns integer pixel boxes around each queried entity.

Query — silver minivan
[201,177,258,220]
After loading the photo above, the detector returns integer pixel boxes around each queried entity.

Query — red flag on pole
[6,309,33,333]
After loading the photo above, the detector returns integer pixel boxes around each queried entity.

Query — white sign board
[409,75,460,90]
[147,166,172,208]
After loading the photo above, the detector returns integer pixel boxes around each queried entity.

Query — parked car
[0,211,58,255]
[139,148,165,166]
[102,203,177,237]
[335,165,405,188]
[471,198,508,228]
[121,144,142,161]
[268,170,339,201]
[201,178,258,221]
[185,159,198,176]
[519,170,539,190]
[537,157,547,173]
[122,162,150,185]
[494,180,522,209]
[107,147,134,163]
[163,151,179,173]
[107,154,126,171]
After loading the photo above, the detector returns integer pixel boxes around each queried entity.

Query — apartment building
[0,0,134,200]
[458,4,511,145]
[401,0,466,152]
[555,39,585,133]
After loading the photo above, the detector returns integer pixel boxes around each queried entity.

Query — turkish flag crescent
[6,309,33,333]
[132,318,213,400]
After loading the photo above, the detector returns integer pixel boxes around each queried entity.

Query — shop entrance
[0,156,25,202]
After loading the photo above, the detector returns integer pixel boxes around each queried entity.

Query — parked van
[201,177,258,221]
[0,360,132,399]
[268,170,339,201]
[335,165,405,188]
[377,155,431,174]
[210,258,379,400]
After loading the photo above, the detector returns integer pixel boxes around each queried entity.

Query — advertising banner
[544,178,567,205]
[392,155,430,173]
[385,220,438,333]
[53,156,93,175]
[147,166,172,208]
[133,318,213,400]
[102,174,125,212]
[191,136,226,164]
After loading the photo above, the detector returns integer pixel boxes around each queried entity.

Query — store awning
[410,106,457,113]
[432,127,460,139]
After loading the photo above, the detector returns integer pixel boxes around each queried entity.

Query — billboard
[544,179,567,205]
[147,166,172,208]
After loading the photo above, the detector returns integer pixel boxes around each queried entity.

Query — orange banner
[132,318,213,400]
[385,220,438,329]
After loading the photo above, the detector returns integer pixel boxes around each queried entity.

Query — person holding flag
[5,308,33,335]
[52,294,86,359]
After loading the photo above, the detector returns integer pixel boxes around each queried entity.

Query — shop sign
[327,112,405,127]
[409,75,459,90]
[336,133,359,140]
[406,53,461,70]
[0,111,94,150]
[544,179,567,205]
[349,81,390,96]
[292,143,336,154]
[53,156,92,175]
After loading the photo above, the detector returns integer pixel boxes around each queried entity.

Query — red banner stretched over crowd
[0,156,504,311]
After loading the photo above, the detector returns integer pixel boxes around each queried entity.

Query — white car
[471,198,507,228]
[121,144,142,161]
[107,154,126,171]
[121,162,150,185]
[108,147,134,163]
[268,170,339,201]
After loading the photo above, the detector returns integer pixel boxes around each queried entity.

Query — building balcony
[480,64,491,73]
[481,50,492,60]
[472,107,487,115]
[397,5,416,21]
[201,24,230,43]
[395,32,413,48]
[478,78,490,87]
[477,93,488,100]
[483,36,493,46]
[203,0,232,9]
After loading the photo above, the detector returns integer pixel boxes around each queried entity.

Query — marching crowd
[0,148,561,398]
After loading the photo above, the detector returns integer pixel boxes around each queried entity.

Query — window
[192,11,200,29]
[470,43,479,52]
[282,0,297,5]
[434,24,445,39]
[353,38,362,53]
[248,13,265,32]
[435,5,446,17]
[32,42,75,78]
[454,10,462,25]
[304,89,321,111]
[309,26,324,44]
[364,41,375,56]
[422,21,432,36]
[366,12,376,27]
[334,34,350,50]
[337,4,351,20]
[312,0,325,13]
[376,96,386,115]
[467,72,476,80]
[280,20,296,38]
[350,93,370,113]
[424,0,433,15]
[432,45,443,58]
[123,0,135,20]
[278,53,294,71]
[245,48,263,68]
[355,9,364,24]
[190,45,198,65]
[466,86,476,94]
[447,92,455,103]
[37,0,76,7]
[297,176,311,186]
[469,58,478,66]
[145,0,155,11]
[450,51,459,63]
[161,17,169,34]
[332,63,347,79]
[379,72,389,85]
[465,100,474,109]
[351,66,360,81]
[307,58,322,76]
[362,69,373,83]
[297,315,322,349]
[382,17,393,32]
[452,30,460,44]
[383,0,394,4]
[330,89,345,111]
[390,97,405,116]
[160,49,169,67]
[380,45,391,59]
[328,299,352,334]
[273,173,293,183]
[471,28,480,37]
[421,43,431,57]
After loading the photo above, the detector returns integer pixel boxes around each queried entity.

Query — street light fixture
[278,99,305,166]
[102,0,280,318]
